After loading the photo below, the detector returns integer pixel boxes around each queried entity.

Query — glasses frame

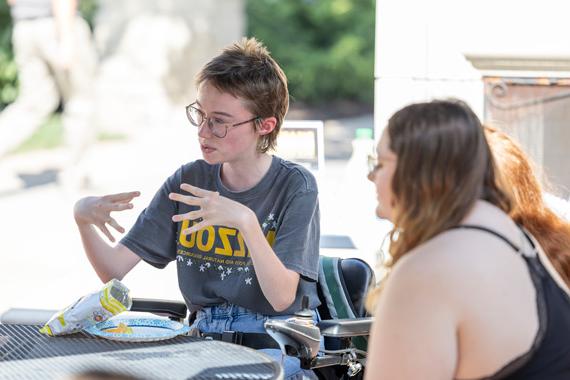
[368,154,397,177]
[367,154,379,175]
[185,102,261,138]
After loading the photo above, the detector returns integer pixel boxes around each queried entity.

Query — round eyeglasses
[367,154,379,175]
[185,102,260,138]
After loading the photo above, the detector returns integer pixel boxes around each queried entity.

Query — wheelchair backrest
[317,256,375,320]
[317,256,375,353]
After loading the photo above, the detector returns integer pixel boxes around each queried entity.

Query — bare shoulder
[380,237,468,309]
[390,226,524,301]
[394,231,487,279]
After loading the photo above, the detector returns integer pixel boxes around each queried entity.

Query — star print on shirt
[199,264,205,272]
[268,213,274,221]
[245,277,252,285]
[187,259,193,266]
[220,272,226,281]
[226,268,232,275]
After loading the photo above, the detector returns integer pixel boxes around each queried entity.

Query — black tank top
[449,225,570,380]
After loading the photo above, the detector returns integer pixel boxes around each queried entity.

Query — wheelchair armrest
[131,298,188,321]
[318,317,373,337]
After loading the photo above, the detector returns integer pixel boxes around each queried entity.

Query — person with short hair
[365,100,570,379]
[73,38,320,380]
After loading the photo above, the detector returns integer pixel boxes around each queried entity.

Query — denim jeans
[190,304,319,380]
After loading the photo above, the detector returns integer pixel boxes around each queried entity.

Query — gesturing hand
[74,191,140,242]
[169,183,253,235]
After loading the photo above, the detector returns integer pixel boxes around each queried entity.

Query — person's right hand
[74,191,140,242]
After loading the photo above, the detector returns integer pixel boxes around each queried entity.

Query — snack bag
[39,279,132,336]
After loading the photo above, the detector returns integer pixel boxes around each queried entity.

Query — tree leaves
[247,0,375,106]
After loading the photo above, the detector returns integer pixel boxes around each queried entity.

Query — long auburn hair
[367,100,511,311]
[485,126,570,288]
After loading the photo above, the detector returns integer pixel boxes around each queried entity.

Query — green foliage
[11,113,63,154]
[78,0,98,30]
[247,0,375,106]
[97,131,127,142]
[9,117,125,155]
[0,0,17,110]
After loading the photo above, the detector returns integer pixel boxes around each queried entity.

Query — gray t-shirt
[121,156,320,315]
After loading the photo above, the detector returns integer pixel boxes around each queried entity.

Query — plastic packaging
[39,279,132,336]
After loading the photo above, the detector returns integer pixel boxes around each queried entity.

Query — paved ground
[0,114,390,315]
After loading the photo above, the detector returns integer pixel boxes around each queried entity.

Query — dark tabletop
[0,324,283,380]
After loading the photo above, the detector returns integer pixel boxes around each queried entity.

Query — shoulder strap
[448,224,521,253]
[519,226,539,252]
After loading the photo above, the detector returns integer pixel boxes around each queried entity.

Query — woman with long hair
[365,100,570,379]
[485,126,570,290]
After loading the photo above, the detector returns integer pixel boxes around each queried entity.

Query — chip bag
[39,279,132,336]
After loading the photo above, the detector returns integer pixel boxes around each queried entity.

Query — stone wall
[91,0,245,134]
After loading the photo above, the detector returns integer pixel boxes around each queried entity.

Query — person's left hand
[169,183,254,235]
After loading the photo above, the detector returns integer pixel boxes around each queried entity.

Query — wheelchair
[130,256,375,380]
[265,256,374,380]
[0,256,375,380]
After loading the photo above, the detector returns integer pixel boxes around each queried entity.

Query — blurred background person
[485,127,570,222]
[485,125,570,289]
[0,0,97,169]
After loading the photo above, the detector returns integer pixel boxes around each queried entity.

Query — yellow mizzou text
[178,219,276,257]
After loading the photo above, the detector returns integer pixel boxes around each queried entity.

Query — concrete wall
[374,0,570,195]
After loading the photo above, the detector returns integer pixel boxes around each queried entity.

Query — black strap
[448,224,521,252]
[201,331,280,350]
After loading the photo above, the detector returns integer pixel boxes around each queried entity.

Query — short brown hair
[196,37,289,153]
